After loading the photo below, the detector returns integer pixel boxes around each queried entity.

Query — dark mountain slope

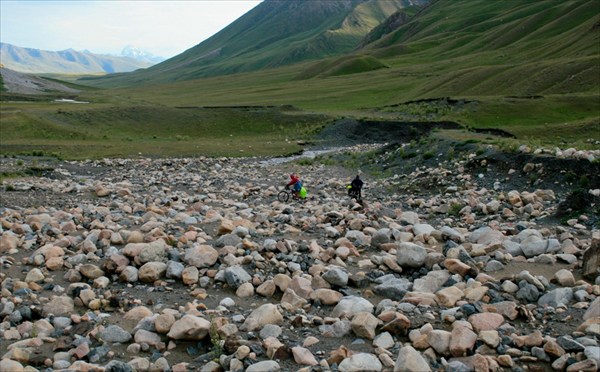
[81,0,426,87]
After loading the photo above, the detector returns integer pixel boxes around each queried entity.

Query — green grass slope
[295,55,388,79]
[0,102,330,159]
[364,0,600,97]
[80,0,421,87]
[2,0,598,159]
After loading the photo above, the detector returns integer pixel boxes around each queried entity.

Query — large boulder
[167,315,211,340]
[397,243,427,268]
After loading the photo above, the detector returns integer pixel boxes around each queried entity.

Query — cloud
[0,0,261,58]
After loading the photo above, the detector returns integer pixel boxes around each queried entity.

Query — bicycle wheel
[277,190,290,203]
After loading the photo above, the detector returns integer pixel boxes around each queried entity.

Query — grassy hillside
[0,101,330,159]
[80,0,420,87]
[1,0,598,159]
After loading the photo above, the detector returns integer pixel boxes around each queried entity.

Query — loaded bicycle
[277,185,307,202]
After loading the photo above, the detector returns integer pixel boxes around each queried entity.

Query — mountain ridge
[0,42,158,74]
[81,0,426,86]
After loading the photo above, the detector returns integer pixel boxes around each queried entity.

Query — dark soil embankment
[315,119,599,227]
[316,118,461,147]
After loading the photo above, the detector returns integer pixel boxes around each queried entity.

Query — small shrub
[565,171,577,183]
[5,184,16,192]
[297,158,315,166]
[447,147,455,159]
[448,203,463,216]
[209,318,224,360]
[423,151,435,160]
[401,151,417,159]
[529,174,539,185]
[579,175,590,188]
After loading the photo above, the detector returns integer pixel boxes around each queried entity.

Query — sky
[0,0,262,59]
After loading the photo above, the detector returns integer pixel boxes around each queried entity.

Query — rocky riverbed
[0,143,599,372]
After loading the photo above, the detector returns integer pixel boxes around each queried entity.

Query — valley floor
[0,139,599,371]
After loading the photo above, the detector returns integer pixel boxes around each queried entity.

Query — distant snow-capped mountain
[120,45,165,64]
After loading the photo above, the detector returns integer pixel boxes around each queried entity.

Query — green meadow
[1,0,598,159]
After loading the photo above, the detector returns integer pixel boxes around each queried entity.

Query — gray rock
[584,297,600,320]
[322,267,349,287]
[101,325,132,344]
[371,228,391,248]
[584,346,600,364]
[54,360,71,369]
[332,296,374,318]
[138,240,168,264]
[484,260,504,272]
[259,324,282,339]
[557,335,585,352]
[516,270,545,290]
[582,239,600,280]
[394,345,431,372]
[397,242,427,268]
[263,239,278,251]
[119,266,138,282]
[215,233,242,248]
[373,332,395,349]
[242,304,283,331]
[0,301,15,316]
[413,224,435,236]
[319,320,352,338]
[522,239,560,258]
[245,360,280,372]
[399,211,419,225]
[516,281,540,303]
[413,270,450,293]
[555,254,578,264]
[440,226,464,243]
[339,352,382,372]
[346,230,370,246]
[43,296,74,317]
[467,226,505,245]
[105,360,135,372]
[531,346,551,362]
[537,287,573,307]
[52,317,72,330]
[374,277,412,300]
[446,361,470,372]
[503,240,523,257]
[166,260,184,279]
[224,265,252,289]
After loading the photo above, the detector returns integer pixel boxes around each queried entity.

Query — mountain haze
[82,0,427,86]
[0,43,155,74]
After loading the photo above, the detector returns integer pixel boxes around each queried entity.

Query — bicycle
[277,187,299,203]
[347,185,362,202]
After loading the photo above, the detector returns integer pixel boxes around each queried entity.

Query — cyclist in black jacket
[348,175,363,201]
